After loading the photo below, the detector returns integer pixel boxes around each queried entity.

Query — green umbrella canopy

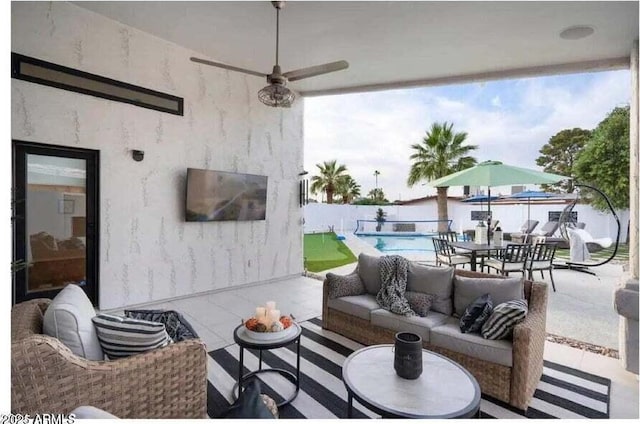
[428,161,568,244]
[428,160,568,187]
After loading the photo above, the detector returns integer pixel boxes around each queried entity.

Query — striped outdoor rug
[207,318,610,419]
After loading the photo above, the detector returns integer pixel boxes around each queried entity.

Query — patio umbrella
[429,161,568,243]
[462,194,499,219]
[461,194,500,203]
[509,190,555,225]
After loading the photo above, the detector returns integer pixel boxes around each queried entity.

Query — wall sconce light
[299,170,309,207]
[132,150,145,162]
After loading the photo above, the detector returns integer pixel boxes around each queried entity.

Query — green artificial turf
[555,243,629,263]
[304,232,357,272]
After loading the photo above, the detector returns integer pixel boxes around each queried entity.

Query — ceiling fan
[190,1,349,108]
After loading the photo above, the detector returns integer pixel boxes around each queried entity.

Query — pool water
[357,234,436,254]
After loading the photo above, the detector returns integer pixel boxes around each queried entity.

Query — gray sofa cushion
[356,253,383,295]
[615,279,639,320]
[327,294,381,321]
[370,309,449,343]
[406,263,455,315]
[430,317,513,367]
[453,275,524,317]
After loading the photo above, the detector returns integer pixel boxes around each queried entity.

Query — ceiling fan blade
[283,60,349,82]
[190,57,267,78]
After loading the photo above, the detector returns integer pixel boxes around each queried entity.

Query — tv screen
[185,168,268,221]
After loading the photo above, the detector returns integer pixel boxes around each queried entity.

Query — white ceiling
[74,1,639,96]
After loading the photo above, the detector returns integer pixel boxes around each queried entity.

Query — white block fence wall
[304,202,629,243]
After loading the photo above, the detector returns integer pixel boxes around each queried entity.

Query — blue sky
[303,69,631,202]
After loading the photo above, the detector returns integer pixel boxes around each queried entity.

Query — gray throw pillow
[406,263,455,315]
[356,254,383,295]
[453,275,524,317]
[327,272,366,299]
[404,291,434,317]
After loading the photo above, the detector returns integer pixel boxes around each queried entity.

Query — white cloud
[304,70,631,202]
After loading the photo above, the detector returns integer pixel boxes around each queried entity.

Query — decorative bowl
[243,323,296,341]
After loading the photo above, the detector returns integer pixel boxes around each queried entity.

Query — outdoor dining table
[449,241,527,272]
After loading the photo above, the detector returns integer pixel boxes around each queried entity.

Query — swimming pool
[357,234,437,255]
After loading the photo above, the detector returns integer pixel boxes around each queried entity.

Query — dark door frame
[12,140,100,306]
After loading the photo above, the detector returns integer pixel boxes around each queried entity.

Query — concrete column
[630,40,639,279]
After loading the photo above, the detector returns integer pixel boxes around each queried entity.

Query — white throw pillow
[43,284,104,360]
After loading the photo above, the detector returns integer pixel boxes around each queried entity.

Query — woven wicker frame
[322,268,548,410]
[11,299,208,418]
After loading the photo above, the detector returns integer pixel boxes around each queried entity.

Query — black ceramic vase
[394,332,423,379]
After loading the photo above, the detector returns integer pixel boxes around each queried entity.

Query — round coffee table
[342,344,481,418]
[233,322,302,407]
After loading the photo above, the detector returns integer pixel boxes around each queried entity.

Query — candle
[266,301,276,312]
[269,309,280,323]
[255,307,266,320]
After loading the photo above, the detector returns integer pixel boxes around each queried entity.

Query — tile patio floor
[108,274,639,419]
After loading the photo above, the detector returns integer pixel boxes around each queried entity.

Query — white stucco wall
[12,2,304,309]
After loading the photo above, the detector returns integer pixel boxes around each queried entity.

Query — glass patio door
[12,141,99,306]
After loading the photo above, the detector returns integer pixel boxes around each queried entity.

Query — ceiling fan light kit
[258,84,295,108]
[190,1,348,108]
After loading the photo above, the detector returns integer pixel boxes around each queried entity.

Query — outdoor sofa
[614,278,639,374]
[11,296,208,418]
[322,254,548,410]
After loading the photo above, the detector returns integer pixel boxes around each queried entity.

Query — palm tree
[373,170,380,189]
[337,175,361,204]
[407,122,478,232]
[310,160,348,204]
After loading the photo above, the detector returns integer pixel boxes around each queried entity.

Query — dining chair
[438,231,475,261]
[484,244,531,276]
[438,231,459,242]
[432,238,472,269]
[527,242,557,292]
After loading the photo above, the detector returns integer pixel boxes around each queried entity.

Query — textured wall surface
[11,2,304,309]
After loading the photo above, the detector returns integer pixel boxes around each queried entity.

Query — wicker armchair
[322,269,548,410]
[11,299,208,418]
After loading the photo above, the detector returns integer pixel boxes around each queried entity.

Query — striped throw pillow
[481,299,528,340]
[92,314,172,359]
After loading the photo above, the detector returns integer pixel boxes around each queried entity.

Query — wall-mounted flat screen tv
[185,168,268,221]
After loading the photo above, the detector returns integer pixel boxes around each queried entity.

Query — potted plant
[375,208,387,232]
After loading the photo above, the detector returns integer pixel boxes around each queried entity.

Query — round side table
[233,322,302,407]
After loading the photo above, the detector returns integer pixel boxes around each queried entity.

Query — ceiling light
[559,25,595,40]
[258,83,295,108]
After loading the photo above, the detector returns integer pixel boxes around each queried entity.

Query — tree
[373,170,380,189]
[352,197,389,206]
[368,188,387,203]
[310,160,348,204]
[536,128,591,193]
[336,175,361,204]
[407,122,478,232]
[375,208,387,232]
[574,106,630,211]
